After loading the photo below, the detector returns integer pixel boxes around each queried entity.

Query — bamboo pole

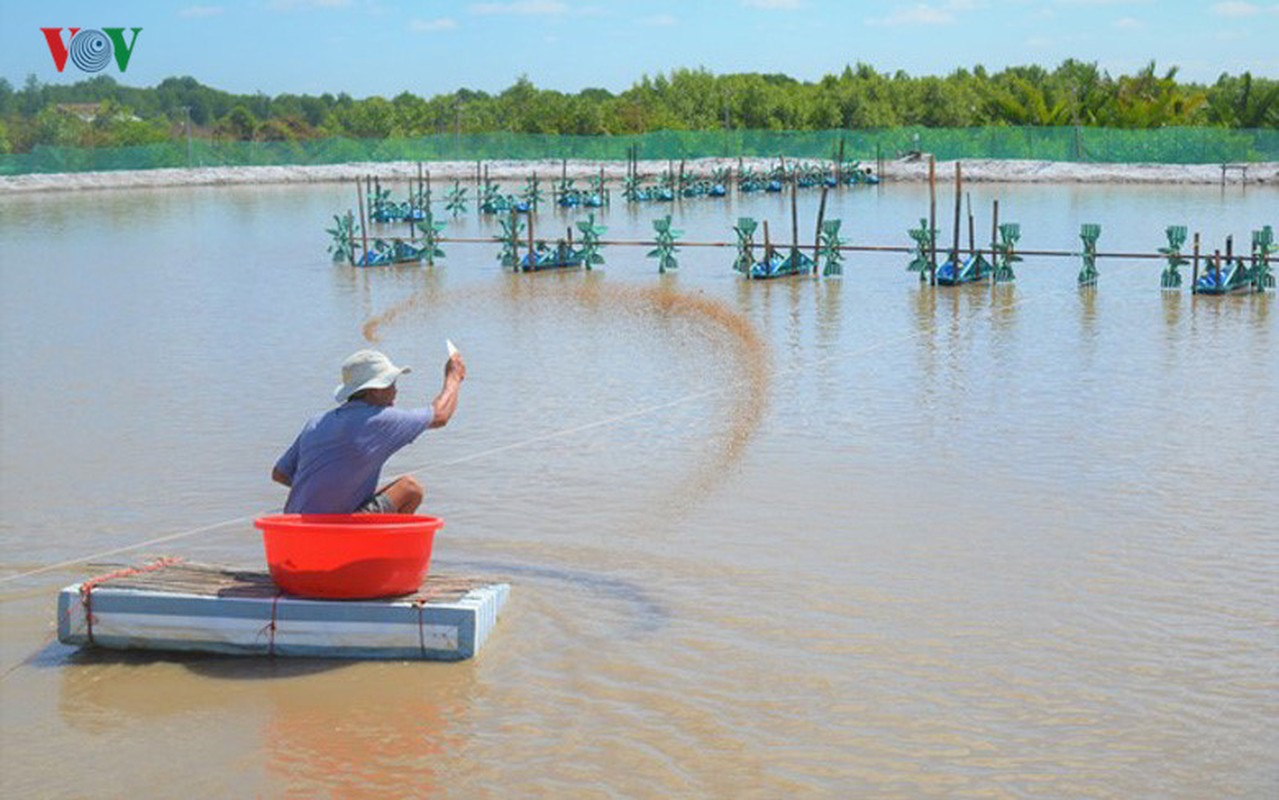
[966,193,975,258]
[813,186,828,276]
[928,155,937,285]
[526,211,534,272]
[763,220,773,265]
[952,162,963,269]
[791,181,800,264]
[377,235,1184,261]
[1191,232,1200,292]
[356,176,369,266]
[990,198,1000,296]
[836,137,845,185]
[406,174,415,238]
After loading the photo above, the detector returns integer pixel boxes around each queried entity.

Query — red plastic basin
[254,513,443,599]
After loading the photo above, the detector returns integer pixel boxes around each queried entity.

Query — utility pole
[181,105,192,167]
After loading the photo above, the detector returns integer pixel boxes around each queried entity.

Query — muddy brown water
[1,181,1275,797]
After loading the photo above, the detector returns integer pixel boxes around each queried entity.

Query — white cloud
[641,14,678,26]
[864,0,984,26]
[270,0,351,9]
[866,4,956,26]
[468,0,568,14]
[410,17,457,32]
[1114,16,1143,28]
[1053,0,1152,5]
[1210,1,1259,16]
[742,0,802,9]
[179,5,224,16]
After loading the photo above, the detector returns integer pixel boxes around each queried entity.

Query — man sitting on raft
[272,348,465,514]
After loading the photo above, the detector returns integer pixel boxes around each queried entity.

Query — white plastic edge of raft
[57,581,510,661]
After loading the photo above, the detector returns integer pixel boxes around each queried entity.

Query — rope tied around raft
[77,557,184,645]
[256,591,283,657]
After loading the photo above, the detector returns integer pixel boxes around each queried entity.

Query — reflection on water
[50,651,473,798]
[1,181,1276,797]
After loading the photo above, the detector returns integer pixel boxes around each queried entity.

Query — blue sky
[3,1,1276,98]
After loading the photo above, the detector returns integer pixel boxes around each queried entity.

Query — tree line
[1,60,1275,154]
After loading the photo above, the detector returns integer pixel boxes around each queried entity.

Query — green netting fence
[3,127,1277,175]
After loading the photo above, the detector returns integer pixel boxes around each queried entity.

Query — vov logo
[40,28,143,73]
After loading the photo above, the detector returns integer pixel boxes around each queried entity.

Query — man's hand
[431,353,465,428]
[445,352,466,384]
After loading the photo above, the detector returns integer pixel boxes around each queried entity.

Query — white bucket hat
[334,349,411,403]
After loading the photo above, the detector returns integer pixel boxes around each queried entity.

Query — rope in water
[0,284,1068,589]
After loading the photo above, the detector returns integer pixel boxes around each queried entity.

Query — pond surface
[1,178,1276,797]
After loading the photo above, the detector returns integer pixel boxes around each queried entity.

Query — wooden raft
[57,560,510,661]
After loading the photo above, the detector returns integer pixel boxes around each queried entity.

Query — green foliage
[1206,72,1279,128]
[2,62,1277,173]
[216,105,259,140]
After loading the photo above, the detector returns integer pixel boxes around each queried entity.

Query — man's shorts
[355,492,395,514]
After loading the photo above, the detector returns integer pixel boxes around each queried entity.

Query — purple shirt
[275,401,434,514]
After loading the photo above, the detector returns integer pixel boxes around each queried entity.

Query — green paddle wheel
[648,215,683,274]
[907,218,938,280]
[1159,225,1189,289]
[556,176,577,206]
[819,219,846,277]
[1078,224,1102,287]
[326,211,356,265]
[733,217,757,275]
[522,175,543,213]
[586,174,606,206]
[367,180,392,221]
[445,182,468,216]
[480,182,504,214]
[1252,225,1276,290]
[622,174,641,202]
[993,223,1020,283]
[576,213,606,269]
[416,212,446,266]
[495,213,525,270]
